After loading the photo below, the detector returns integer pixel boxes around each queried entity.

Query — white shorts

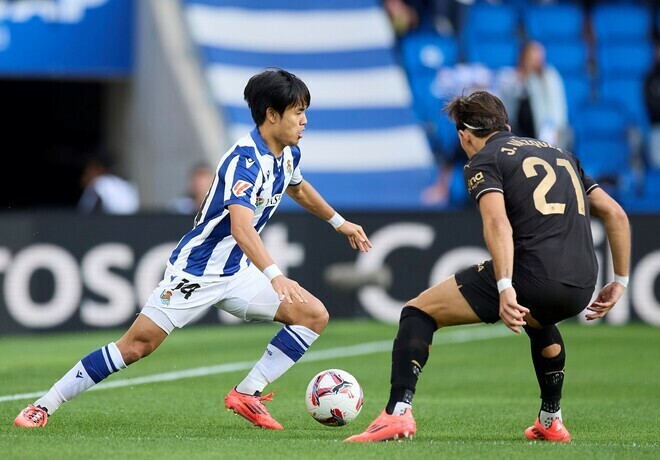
[141,264,281,334]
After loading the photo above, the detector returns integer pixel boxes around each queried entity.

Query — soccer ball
[305,368,363,426]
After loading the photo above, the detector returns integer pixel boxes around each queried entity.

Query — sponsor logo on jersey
[467,172,485,192]
[256,193,282,208]
[232,180,252,197]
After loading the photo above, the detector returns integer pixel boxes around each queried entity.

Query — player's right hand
[271,275,307,304]
[498,288,529,334]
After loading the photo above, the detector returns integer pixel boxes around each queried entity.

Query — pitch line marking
[0,325,510,403]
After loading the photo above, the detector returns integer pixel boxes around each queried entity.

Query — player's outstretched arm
[585,188,631,320]
[286,180,372,252]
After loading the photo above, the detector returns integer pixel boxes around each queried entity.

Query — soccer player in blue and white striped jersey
[15,68,372,430]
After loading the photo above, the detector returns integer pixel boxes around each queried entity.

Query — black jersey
[464,131,598,288]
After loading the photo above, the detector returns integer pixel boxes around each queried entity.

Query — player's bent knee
[117,339,159,365]
[541,343,562,359]
[299,300,329,333]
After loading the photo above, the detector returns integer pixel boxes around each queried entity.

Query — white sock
[236,325,319,395]
[34,342,126,414]
[539,409,562,428]
[392,402,412,415]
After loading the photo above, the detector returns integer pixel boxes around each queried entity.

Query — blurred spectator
[169,162,215,214]
[421,67,495,206]
[498,41,570,149]
[77,153,140,214]
[644,42,660,168]
[384,0,471,37]
[383,0,421,37]
[420,140,462,206]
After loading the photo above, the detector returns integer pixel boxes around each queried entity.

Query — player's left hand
[585,281,625,321]
[336,221,372,252]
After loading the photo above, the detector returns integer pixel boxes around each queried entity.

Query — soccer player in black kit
[346,91,631,443]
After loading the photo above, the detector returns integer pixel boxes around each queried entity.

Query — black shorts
[454,260,595,326]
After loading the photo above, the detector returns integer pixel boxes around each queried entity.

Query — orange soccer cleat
[525,417,571,442]
[224,387,283,430]
[344,409,416,442]
[14,405,49,428]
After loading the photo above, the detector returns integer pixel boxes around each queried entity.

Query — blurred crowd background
[0,0,658,215]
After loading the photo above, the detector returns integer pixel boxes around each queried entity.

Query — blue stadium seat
[430,112,461,162]
[574,137,631,183]
[572,100,633,180]
[596,42,654,78]
[448,163,471,209]
[409,75,435,123]
[524,3,585,42]
[465,41,519,68]
[592,3,652,44]
[619,168,660,213]
[462,2,519,40]
[545,41,588,76]
[599,77,650,130]
[563,74,593,122]
[573,100,630,138]
[461,2,519,65]
[400,33,459,77]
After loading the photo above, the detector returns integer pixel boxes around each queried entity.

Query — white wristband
[326,212,345,229]
[614,274,629,288]
[497,277,513,293]
[263,264,283,281]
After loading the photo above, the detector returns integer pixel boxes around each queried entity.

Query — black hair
[243,67,311,126]
[443,90,509,138]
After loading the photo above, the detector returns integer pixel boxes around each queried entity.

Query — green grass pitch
[1,319,658,459]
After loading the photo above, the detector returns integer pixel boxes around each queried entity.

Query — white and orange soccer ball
[305,369,364,426]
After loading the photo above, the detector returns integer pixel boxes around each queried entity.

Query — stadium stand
[592,2,652,44]
[392,0,659,211]
[572,100,633,181]
[178,0,658,212]
[523,3,585,43]
[461,2,520,68]
[182,0,437,210]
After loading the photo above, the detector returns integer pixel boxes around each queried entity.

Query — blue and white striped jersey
[168,127,303,278]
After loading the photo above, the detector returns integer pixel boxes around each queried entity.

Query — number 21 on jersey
[523,157,586,216]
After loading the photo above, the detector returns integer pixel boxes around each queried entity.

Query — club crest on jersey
[232,180,252,197]
[160,289,173,305]
[286,159,292,174]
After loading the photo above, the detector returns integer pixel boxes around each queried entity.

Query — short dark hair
[243,67,311,126]
[443,90,509,138]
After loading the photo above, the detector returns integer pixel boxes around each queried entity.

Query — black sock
[386,306,437,414]
[524,325,566,415]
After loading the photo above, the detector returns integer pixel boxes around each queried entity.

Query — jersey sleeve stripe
[475,187,504,201]
[585,183,600,195]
